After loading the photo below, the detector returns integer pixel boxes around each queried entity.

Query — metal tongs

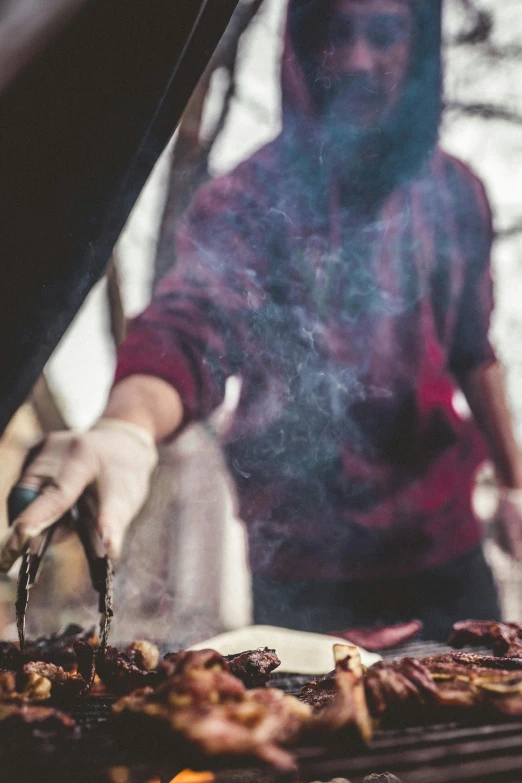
[8,486,113,653]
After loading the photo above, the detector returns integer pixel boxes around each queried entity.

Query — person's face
[317,0,414,130]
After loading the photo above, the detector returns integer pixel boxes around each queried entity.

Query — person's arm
[103,374,184,442]
[0,170,269,570]
[459,360,522,490]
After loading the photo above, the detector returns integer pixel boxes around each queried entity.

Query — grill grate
[4,642,522,783]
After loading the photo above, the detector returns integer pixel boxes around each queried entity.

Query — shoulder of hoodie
[185,140,282,224]
[432,146,493,229]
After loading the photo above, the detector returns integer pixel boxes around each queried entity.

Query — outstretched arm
[459,360,522,490]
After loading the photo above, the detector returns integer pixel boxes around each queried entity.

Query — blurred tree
[153,0,265,288]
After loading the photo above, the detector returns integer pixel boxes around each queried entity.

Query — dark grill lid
[0,0,238,435]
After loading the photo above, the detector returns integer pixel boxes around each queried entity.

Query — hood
[280,0,443,210]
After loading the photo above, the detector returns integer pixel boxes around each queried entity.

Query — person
[2,0,522,641]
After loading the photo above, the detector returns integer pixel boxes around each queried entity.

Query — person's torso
[223,148,488,579]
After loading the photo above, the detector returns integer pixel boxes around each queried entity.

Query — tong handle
[75,497,109,613]
[8,486,56,586]
[8,486,41,524]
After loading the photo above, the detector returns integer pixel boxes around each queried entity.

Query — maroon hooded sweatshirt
[115,0,495,581]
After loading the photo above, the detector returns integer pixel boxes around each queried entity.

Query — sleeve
[448,169,497,378]
[114,173,269,426]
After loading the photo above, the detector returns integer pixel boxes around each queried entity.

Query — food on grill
[441,650,522,671]
[114,645,372,768]
[0,624,97,673]
[22,624,98,667]
[161,647,281,690]
[300,645,374,738]
[363,657,438,720]
[0,639,95,704]
[22,647,94,702]
[98,643,280,696]
[225,647,281,688]
[449,620,522,659]
[97,644,162,695]
[0,703,77,735]
[125,641,160,671]
[0,669,51,703]
[310,644,373,744]
[7,619,522,769]
[113,648,310,770]
[361,651,522,724]
[299,670,336,711]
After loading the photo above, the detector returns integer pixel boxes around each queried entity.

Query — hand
[494,487,522,561]
[0,420,158,571]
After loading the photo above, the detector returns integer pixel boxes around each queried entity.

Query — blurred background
[1,0,522,643]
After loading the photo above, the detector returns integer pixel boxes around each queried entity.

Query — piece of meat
[23,624,97,667]
[426,654,522,716]
[0,703,77,736]
[113,648,310,770]
[447,651,522,671]
[18,640,95,702]
[159,648,228,680]
[448,620,522,657]
[225,648,281,688]
[125,641,160,672]
[22,662,84,701]
[299,671,336,712]
[309,644,373,744]
[331,621,423,652]
[97,645,162,696]
[0,671,17,699]
[160,648,280,689]
[364,657,438,720]
[17,672,53,703]
[365,653,522,720]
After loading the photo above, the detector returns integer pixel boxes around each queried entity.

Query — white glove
[494,487,522,562]
[0,419,158,571]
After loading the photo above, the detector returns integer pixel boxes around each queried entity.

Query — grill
[4,642,522,783]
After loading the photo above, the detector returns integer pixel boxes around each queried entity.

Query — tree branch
[445,101,522,126]
[153,0,265,288]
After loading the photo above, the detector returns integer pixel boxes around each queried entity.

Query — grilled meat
[159,648,225,679]
[364,776,403,783]
[449,620,522,658]
[225,648,281,688]
[363,652,522,723]
[299,670,336,711]
[161,647,280,689]
[113,648,310,770]
[0,670,51,703]
[364,658,438,720]
[22,656,92,701]
[125,641,160,671]
[22,624,97,667]
[0,640,94,704]
[97,644,162,695]
[0,625,97,672]
[439,651,522,671]
[309,644,373,744]
[0,703,77,735]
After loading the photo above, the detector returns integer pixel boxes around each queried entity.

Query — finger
[0,523,34,571]
[17,437,70,491]
[97,508,127,561]
[10,447,96,540]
